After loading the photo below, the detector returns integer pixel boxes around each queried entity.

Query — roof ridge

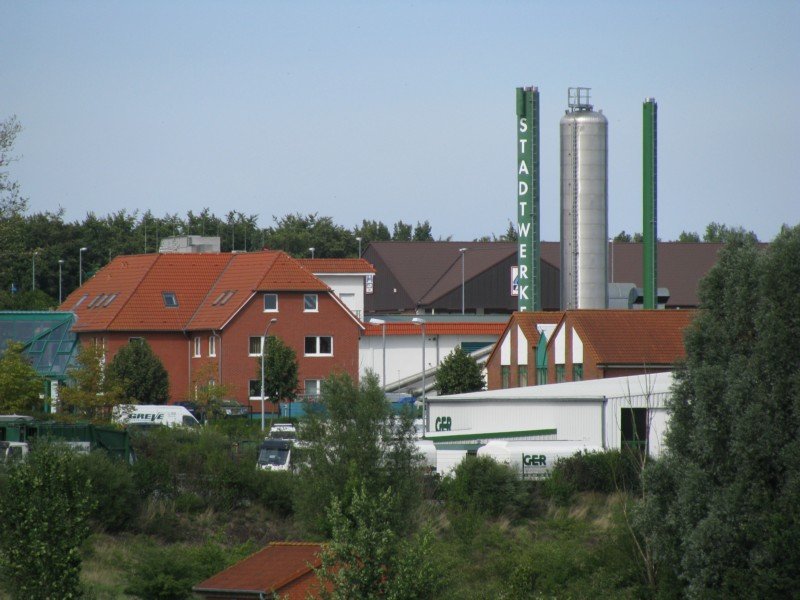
[106,254,160,331]
[416,253,461,304]
[185,253,237,330]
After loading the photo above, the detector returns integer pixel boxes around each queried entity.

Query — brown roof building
[60,251,363,406]
[487,309,696,390]
[364,241,737,314]
[193,542,326,600]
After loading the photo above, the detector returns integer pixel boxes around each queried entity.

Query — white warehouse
[425,372,674,476]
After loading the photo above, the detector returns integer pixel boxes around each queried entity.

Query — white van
[113,405,200,428]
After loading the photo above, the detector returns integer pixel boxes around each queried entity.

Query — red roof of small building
[61,251,332,333]
[297,258,376,274]
[193,542,324,599]
[485,311,564,367]
[563,309,696,365]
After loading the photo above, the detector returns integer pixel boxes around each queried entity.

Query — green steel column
[643,98,657,309]
[516,86,540,312]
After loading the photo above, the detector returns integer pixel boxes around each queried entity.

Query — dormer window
[162,292,178,307]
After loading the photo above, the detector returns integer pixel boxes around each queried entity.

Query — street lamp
[411,317,427,429]
[260,317,278,431]
[368,318,387,390]
[58,259,65,304]
[308,247,315,259]
[31,249,39,291]
[459,247,467,314]
[356,236,362,257]
[79,247,88,287]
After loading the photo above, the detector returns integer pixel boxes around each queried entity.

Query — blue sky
[3,1,798,242]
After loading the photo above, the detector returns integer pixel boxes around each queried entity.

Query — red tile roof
[565,309,696,365]
[297,258,376,274]
[193,542,323,599]
[485,311,564,367]
[61,251,332,332]
[363,321,508,337]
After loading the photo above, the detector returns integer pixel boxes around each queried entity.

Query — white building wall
[554,326,566,364]
[500,334,511,365]
[359,334,497,388]
[517,326,528,365]
[572,332,583,364]
[315,275,365,319]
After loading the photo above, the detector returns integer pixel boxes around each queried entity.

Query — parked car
[219,400,250,418]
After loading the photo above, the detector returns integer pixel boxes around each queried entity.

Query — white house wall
[359,334,497,388]
[315,275,365,319]
[517,326,528,365]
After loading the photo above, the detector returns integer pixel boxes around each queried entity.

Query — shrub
[79,450,139,532]
[545,450,642,503]
[441,456,522,518]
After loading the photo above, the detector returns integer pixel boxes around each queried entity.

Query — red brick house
[487,310,695,390]
[193,542,327,599]
[59,251,363,407]
[485,312,564,389]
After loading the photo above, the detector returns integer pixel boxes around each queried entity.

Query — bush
[441,456,523,518]
[124,541,235,600]
[545,450,642,503]
[79,451,139,532]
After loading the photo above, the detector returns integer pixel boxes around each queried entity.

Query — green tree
[59,343,124,420]
[106,339,170,404]
[353,219,391,246]
[435,346,485,395]
[264,213,356,258]
[0,342,42,413]
[294,372,422,535]
[255,335,298,402]
[412,220,434,241]
[638,226,800,597]
[0,443,94,599]
[315,481,443,600]
[677,230,701,242]
[703,221,759,243]
[392,221,413,241]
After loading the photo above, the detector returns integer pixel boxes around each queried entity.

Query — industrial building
[425,372,674,476]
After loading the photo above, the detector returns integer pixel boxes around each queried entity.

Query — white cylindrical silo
[560,88,608,309]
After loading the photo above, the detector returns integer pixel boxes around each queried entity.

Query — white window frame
[304,335,333,357]
[263,293,278,312]
[193,336,201,357]
[304,379,322,397]
[209,335,217,357]
[303,294,319,312]
[248,336,263,357]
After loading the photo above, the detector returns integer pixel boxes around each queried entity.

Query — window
[305,379,321,397]
[249,336,263,356]
[555,364,566,383]
[88,293,106,308]
[73,294,89,309]
[621,408,649,453]
[129,336,144,343]
[573,363,583,381]
[537,367,548,385]
[501,366,510,389]
[193,336,201,357]
[263,293,278,312]
[518,365,528,387]
[162,292,178,307]
[209,335,217,357]
[304,294,318,312]
[249,380,263,398]
[102,293,118,307]
[305,336,332,356]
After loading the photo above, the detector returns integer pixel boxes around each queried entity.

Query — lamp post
[58,259,65,304]
[309,247,315,259]
[79,247,88,287]
[356,236,362,257]
[459,247,467,314]
[31,250,39,291]
[411,317,427,429]
[260,317,278,431]
[368,318,387,390]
